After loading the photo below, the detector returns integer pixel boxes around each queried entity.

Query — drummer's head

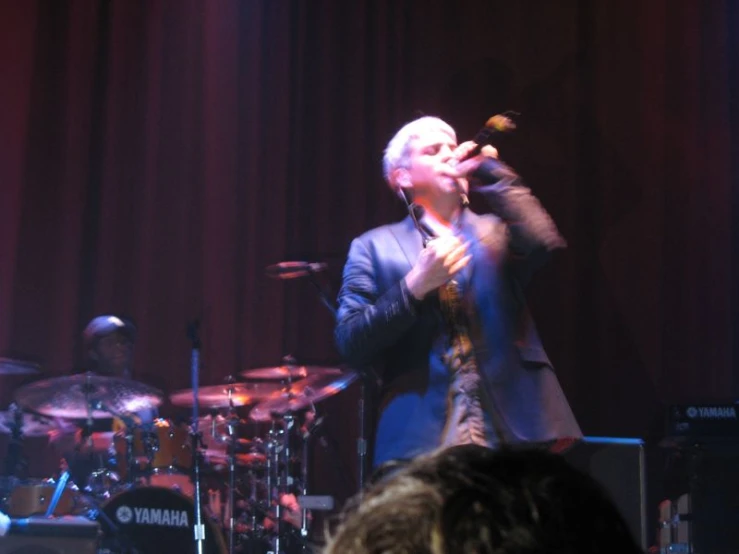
[83,315,136,378]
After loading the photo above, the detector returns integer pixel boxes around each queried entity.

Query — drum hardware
[5,352,350,553]
[297,409,323,540]
[222,379,242,554]
[264,413,295,554]
[84,467,121,500]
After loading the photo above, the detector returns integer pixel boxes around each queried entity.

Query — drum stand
[224,390,239,554]
[264,411,297,554]
[299,419,310,541]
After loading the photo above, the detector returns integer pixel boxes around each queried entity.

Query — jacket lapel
[389,216,425,270]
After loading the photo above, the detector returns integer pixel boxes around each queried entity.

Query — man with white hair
[335,116,581,474]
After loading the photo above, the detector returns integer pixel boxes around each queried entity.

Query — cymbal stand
[224,383,238,554]
[299,405,318,543]
[265,410,295,554]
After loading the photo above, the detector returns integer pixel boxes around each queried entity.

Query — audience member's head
[323,444,643,554]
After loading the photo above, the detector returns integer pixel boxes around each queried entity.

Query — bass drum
[101,486,226,554]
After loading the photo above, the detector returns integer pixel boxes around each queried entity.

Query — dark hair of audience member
[323,444,643,554]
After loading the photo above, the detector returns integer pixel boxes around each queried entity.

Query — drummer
[83,314,136,379]
[50,314,156,486]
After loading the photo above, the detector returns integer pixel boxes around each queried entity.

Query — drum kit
[0,358,357,554]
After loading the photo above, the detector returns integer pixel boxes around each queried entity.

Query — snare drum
[100,486,226,554]
[114,418,192,479]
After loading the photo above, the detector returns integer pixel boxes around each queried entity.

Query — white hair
[382,116,456,186]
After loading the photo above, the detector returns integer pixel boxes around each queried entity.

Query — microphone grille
[485,114,516,132]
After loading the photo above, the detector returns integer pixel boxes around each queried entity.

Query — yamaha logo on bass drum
[115,504,190,527]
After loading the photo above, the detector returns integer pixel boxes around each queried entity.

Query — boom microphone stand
[187,321,206,554]
[265,261,377,493]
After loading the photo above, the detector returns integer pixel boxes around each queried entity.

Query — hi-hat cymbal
[203,449,267,470]
[240,364,342,381]
[249,370,358,421]
[14,372,163,420]
[169,381,283,408]
[0,358,41,376]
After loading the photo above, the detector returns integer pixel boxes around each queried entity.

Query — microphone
[266,261,328,280]
[448,113,518,204]
[458,113,517,163]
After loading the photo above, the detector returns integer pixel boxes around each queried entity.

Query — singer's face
[406,129,468,202]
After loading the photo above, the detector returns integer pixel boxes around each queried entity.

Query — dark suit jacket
[335,170,582,467]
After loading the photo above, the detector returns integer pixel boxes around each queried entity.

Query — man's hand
[440,141,500,180]
[405,235,471,300]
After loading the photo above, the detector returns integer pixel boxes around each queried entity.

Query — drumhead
[101,486,226,554]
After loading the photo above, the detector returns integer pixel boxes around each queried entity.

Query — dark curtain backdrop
[1,0,738,516]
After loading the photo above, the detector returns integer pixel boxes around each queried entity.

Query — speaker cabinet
[0,517,99,554]
[563,437,647,550]
[672,445,739,554]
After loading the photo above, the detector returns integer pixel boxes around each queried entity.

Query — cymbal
[14,372,164,420]
[0,411,75,437]
[203,449,267,469]
[249,370,358,421]
[169,381,284,408]
[240,364,342,381]
[0,357,40,376]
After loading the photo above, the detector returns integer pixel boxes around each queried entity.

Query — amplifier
[664,402,739,445]
[563,437,647,550]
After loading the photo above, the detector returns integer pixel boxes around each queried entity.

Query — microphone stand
[306,269,337,319]
[272,263,378,496]
[187,321,206,554]
[303,267,377,494]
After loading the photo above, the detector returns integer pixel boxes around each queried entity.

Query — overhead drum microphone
[265,261,328,280]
